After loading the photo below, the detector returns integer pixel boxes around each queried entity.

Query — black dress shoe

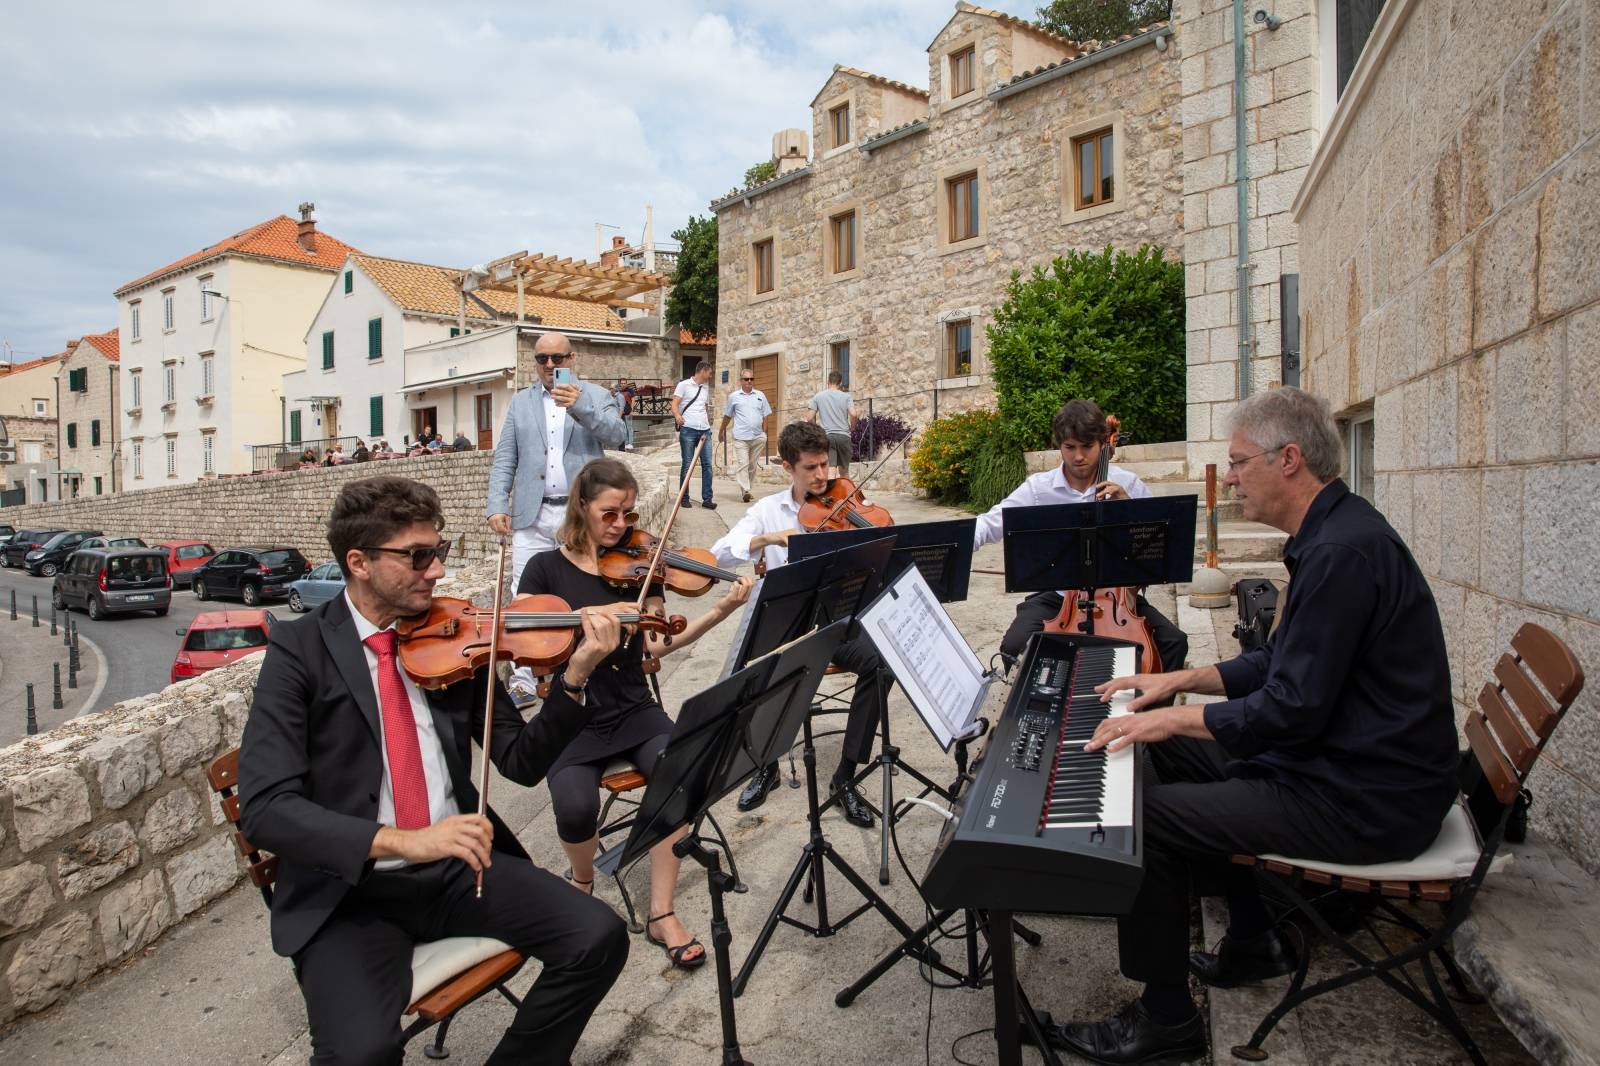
[831,780,875,828]
[737,762,781,812]
[701,500,718,510]
[1189,927,1299,988]
[1046,999,1205,1064]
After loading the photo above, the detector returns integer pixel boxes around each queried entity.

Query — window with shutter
[66,423,77,448]
[370,395,383,436]
[91,420,101,446]
[368,318,383,359]
[322,331,335,369]
[290,410,302,443]
[344,270,353,294]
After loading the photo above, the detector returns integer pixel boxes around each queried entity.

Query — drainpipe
[1234,0,1254,400]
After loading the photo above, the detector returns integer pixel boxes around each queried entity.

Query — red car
[152,540,216,589]
[171,609,276,683]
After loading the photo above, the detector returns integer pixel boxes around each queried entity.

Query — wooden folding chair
[1227,623,1585,1064]
[207,749,529,1061]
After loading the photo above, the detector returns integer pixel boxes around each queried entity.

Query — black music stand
[1000,494,1196,607]
[617,623,847,1066]
[791,518,979,883]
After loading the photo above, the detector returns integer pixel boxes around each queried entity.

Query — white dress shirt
[710,487,806,573]
[345,592,460,868]
[972,463,1152,549]
[540,386,570,495]
[673,377,712,430]
[723,388,772,440]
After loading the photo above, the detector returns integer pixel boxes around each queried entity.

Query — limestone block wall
[1295,0,1600,872]
[1179,0,1317,473]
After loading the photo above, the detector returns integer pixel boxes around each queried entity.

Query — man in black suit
[240,475,629,1066]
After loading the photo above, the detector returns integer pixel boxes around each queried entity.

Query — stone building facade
[1292,0,1600,871]
[713,2,1182,440]
[53,331,121,498]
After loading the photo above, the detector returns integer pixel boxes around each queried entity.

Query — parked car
[24,530,103,576]
[52,548,172,619]
[3,529,65,568]
[0,524,15,548]
[171,609,277,683]
[289,561,346,612]
[79,536,148,551]
[152,540,216,589]
[191,546,309,606]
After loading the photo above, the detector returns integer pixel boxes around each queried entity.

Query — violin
[395,594,687,690]
[800,476,895,532]
[598,527,741,597]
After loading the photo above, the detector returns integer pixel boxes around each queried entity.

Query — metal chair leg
[423,1016,452,1060]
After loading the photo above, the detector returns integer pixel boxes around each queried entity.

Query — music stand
[1000,494,1196,604]
[616,623,847,1066]
[792,518,980,883]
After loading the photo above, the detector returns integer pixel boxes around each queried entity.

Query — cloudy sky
[0,0,1030,363]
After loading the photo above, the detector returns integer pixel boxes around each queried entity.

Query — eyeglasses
[740,378,754,383]
[599,509,639,525]
[361,543,452,570]
[533,352,573,365]
[1226,448,1280,474]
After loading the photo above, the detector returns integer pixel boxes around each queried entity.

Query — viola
[799,476,894,532]
[394,594,687,690]
[1044,588,1163,672]
[598,527,740,597]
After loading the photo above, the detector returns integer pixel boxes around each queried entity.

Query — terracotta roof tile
[1002,20,1170,86]
[955,2,1081,47]
[353,254,623,332]
[833,64,929,98]
[117,215,360,296]
[80,328,119,362]
[679,328,715,345]
[0,352,68,375]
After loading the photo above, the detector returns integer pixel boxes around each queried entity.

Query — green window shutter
[66,423,77,448]
[368,318,382,359]
[370,395,383,436]
[343,270,353,294]
[449,327,460,338]
[290,410,302,442]
[91,420,101,446]
[322,331,334,369]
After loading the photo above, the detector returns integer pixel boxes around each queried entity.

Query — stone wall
[713,11,1182,439]
[0,453,670,1023]
[513,333,688,393]
[1294,0,1600,872]
[1179,0,1317,474]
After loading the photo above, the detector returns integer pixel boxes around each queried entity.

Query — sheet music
[717,576,762,681]
[860,566,986,749]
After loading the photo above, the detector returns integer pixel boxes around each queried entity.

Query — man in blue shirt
[1042,388,1458,1064]
[718,368,773,502]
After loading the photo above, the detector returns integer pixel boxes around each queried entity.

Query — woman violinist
[971,399,1189,674]
[517,457,753,970]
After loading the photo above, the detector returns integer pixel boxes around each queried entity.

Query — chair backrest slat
[206,748,240,791]
[1494,654,1557,738]
[1478,683,1537,773]
[220,793,241,825]
[1463,713,1521,805]
[1511,623,1585,708]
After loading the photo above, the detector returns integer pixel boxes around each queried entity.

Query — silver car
[288,561,346,612]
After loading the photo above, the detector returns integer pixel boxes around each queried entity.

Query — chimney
[66,339,80,351]
[772,129,810,176]
[612,235,628,250]
[601,236,630,269]
[297,201,317,253]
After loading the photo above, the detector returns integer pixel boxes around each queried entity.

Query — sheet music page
[860,566,985,749]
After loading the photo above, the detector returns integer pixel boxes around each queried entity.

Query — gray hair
[1226,387,1343,481]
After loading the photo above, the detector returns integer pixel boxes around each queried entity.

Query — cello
[1041,415,1164,672]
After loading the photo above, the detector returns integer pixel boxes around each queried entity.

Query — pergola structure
[454,249,673,333]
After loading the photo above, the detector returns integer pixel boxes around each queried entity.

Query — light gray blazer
[485,381,626,526]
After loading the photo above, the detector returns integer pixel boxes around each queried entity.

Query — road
[0,564,290,716]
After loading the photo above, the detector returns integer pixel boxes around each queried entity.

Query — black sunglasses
[361,543,452,571]
[533,352,572,365]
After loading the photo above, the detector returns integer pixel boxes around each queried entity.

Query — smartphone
[554,367,576,387]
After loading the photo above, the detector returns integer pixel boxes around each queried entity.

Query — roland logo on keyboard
[990,779,1008,808]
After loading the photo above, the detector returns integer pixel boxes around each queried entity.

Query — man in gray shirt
[806,371,857,476]
[718,369,772,502]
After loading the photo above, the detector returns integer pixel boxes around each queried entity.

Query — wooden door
[746,354,780,457]
[413,406,437,443]
[324,405,338,440]
[475,394,494,450]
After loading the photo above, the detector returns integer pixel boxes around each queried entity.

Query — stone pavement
[0,469,1540,1065]
[0,605,102,747]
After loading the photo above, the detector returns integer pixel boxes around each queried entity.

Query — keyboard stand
[988,909,1066,1066]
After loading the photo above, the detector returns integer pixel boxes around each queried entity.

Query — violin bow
[474,535,510,899]
[811,436,907,531]
[629,434,704,646]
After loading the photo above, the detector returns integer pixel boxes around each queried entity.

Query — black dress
[518,549,673,776]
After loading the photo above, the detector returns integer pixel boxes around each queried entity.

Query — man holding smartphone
[487,330,625,701]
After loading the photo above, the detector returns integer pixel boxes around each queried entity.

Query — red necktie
[364,630,432,830]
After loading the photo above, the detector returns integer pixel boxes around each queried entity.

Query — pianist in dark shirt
[1045,387,1459,1065]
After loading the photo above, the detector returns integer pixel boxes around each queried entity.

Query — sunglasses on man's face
[362,543,452,571]
[533,352,573,365]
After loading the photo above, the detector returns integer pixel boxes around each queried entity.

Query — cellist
[973,399,1188,674]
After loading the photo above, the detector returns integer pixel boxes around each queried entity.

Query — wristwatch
[559,675,588,696]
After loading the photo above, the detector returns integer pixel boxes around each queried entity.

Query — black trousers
[999,590,1188,673]
[1119,737,1382,986]
[548,732,669,844]
[829,630,889,776]
[295,855,628,1066]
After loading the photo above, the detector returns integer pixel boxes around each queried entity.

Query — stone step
[1198,522,1285,563]
[1114,440,1186,463]
[1150,480,1245,520]
[1115,457,1189,482]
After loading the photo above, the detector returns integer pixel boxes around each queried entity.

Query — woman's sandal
[645,911,706,970]
[570,876,593,896]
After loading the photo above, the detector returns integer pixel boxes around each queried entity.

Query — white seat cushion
[600,756,640,777]
[409,936,515,1006]
[1257,802,1511,883]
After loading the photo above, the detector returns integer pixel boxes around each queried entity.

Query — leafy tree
[665,215,718,341]
[1036,0,1169,41]
[986,245,1185,449]
[743,159,777,188]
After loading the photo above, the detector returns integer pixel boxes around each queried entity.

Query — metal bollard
[52,662,64,710]
[9,589,15,620]
[50,606,57,636]
[69,622,80,670]
[26,684,38,735]
[62,615,70,646]
[68,649,78,689]
[32,595,39,627]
